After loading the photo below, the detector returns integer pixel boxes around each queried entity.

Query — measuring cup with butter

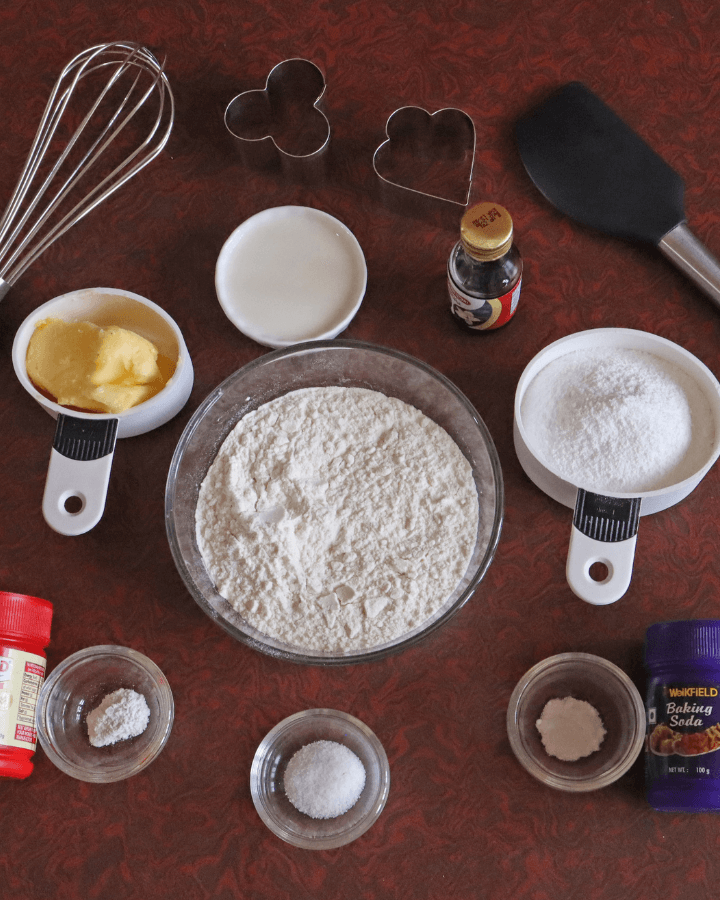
[12,288,193,536]
[514,328,720,605]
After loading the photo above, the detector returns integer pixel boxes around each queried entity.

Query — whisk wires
[0,41,174,297]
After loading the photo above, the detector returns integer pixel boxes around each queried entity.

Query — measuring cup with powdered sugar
[514,328,720,605]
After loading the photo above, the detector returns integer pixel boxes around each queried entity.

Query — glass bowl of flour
[166,339,504,664]
[36,645,174,782]
[507,652,645,792]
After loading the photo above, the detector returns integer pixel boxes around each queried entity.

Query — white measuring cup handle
[566,489,642,605]
[42,414,118,536]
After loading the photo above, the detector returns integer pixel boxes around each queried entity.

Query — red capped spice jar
[0,591,53,778]
[448,201,522,331]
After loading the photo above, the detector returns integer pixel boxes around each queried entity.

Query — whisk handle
[0,279,11,300]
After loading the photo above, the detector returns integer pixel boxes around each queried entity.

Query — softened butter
[26,318,172,414]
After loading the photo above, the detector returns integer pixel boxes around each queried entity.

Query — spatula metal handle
[659,222,720,310]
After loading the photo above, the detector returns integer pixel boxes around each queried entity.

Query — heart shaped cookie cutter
[373,106,476,208]
[224,58,330,176]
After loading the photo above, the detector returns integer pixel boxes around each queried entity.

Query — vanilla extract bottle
[447,201,522,331]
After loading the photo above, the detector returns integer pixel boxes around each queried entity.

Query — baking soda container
[0,591,53,778]
[645,620,720,812]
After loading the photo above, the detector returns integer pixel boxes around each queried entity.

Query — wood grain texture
[2,0,720,897]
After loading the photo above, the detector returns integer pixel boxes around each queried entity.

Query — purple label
[646,681,720,783]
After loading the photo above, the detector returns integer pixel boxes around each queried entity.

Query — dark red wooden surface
[2,1,720,897]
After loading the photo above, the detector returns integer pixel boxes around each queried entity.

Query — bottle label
[448,271,521,331]
[646,680,720,782]
[0,648,46,750]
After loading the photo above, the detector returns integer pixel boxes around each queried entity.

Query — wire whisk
[0,41,174,300]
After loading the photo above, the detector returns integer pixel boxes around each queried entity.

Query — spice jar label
[0,649,46,749]
[448,274,521,330]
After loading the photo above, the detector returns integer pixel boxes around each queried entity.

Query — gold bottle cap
[460,202,513,261]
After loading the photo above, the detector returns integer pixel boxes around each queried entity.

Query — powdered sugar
[86,688,150,747]
[195,386,479,652]
[521,348,714,493]
[284,740,366,818]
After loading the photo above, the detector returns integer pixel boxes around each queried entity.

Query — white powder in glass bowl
[195,386,480,652]
[86,688,150,747]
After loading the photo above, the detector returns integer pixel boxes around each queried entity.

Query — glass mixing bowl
[165,339,503,664]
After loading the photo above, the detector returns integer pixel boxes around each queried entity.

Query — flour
[521,348,714,493]
[195,386,480,652]
[86,688,150,747]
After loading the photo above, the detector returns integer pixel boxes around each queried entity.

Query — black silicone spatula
[516,82,720,309]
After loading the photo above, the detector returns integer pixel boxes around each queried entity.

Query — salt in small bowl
[250,708,390,849]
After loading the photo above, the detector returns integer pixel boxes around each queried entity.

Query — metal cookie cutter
[224,58,330,179]
[373,106,476,221]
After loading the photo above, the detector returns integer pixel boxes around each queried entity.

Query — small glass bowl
[507,652,645,792]
[36,645,174,782]
[250,709,390,849]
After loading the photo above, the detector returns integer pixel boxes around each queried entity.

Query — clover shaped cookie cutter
[373,106,476,213]
[224,58,330,178]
